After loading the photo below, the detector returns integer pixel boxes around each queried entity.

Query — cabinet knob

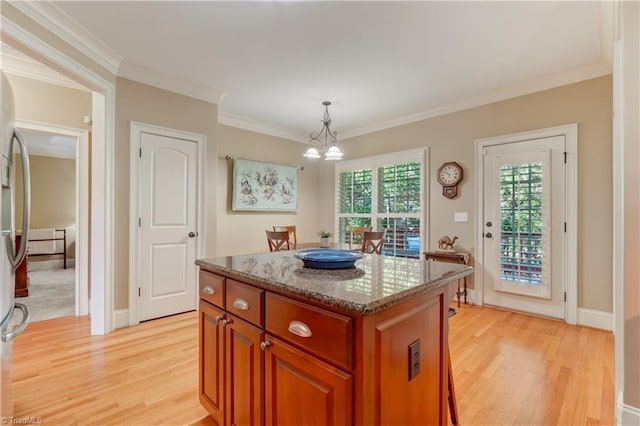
[260,341,271,350]
[288,320,312,338]
[202,285,215,295]
[221,318,232,326]
[214,314,224,324]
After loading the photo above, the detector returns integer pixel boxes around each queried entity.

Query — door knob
[485,232,493,238]
[188,232,196,238]
[486,221,492,227]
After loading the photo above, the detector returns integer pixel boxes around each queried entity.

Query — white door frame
[128,121,206,326]
[474,123,578,324]
[2,16,115,335]
[14,119,90,316]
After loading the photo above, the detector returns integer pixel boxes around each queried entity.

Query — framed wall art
[232,158,298,211]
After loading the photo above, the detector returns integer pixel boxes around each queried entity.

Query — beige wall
[6,74,92,130]
[114,77,218,310]
[326,76,613,313]
[15,155,76,260]
[217,125,322,256]
[621,0,640,411]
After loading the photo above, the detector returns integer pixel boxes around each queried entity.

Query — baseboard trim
[114,309,129,329]
[618,391,640,425]
[458,293,612,332]
[577,307,613,331]
[29,259,76,271]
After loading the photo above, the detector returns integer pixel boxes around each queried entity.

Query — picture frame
[232,158,298,211]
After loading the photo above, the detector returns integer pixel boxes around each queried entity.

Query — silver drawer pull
[288,320,312,338]
[202,285,215,295]
[233,297,250,310]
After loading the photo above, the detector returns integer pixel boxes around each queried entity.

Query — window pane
[338,217,372,245]
[338,169,372,214]
[500,163,543,284]
[377,162,421,213]
[377,217,421,259]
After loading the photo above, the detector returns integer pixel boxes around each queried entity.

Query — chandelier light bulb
[303,147,321,159]
[324,145,343,160]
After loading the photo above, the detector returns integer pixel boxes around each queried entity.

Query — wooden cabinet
[265,292,353,370]
[264,335,352,426]
[375,296,443,425]
[224,314,264,426]
[199,300,225,425]
[199,268,449,426]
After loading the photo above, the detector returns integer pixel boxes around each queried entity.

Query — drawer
[226,279,264,327]
[265,292,353,370]
[199,270,225,308]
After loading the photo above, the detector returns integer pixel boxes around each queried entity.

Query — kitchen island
[196,250,473,426]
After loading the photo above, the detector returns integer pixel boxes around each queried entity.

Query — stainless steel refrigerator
[0,71,31,416]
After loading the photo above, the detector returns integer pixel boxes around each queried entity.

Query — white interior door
[482,135,566,319]
[138,132,198,321]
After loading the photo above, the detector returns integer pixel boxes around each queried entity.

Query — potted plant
[317,229,334,248]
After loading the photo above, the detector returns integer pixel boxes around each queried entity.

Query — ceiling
[7,1,614,142]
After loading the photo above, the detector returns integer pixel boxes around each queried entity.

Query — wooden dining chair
[348,226,372,250]
[265,230,291,252]
[273,225,297,249]
[361,231,385,254]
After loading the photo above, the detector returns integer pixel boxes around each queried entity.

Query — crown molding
[118,61,225,105]
[1,44,89,92]
[8,0,122,75]
[218,111,307,143]
[340,60,613,140]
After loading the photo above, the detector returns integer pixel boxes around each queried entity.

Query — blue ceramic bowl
[294,249,363,269]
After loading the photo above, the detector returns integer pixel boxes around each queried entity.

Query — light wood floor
[12,304,614,425]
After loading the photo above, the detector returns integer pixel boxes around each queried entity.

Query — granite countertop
[196,250,473,316]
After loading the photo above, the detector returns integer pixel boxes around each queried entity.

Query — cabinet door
[199,300,225,425]
[264,336,353,426]
[225,314,265,426]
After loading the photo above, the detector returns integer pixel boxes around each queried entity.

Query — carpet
[19,268,75,322]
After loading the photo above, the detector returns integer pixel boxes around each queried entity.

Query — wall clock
[437,161,463,199]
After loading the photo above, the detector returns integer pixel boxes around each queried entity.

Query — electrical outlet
[408,339,420,381]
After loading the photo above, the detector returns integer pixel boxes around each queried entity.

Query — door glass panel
[499,162,543,284]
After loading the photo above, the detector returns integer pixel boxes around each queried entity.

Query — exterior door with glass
[482,135,566,319]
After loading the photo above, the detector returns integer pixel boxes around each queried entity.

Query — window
[499,162,544,284]
[335,149,427,258]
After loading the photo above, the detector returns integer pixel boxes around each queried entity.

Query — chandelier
[303,101,344,160]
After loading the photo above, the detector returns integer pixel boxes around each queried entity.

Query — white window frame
[334,148,429,255]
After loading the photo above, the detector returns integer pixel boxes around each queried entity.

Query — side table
[423,250,470,306]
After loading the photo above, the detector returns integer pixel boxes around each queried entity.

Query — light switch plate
[454,212,468,222]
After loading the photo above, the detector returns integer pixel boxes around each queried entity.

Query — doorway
[14,121,89,321]
[474,124,578,324]
[1,28,115,334]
